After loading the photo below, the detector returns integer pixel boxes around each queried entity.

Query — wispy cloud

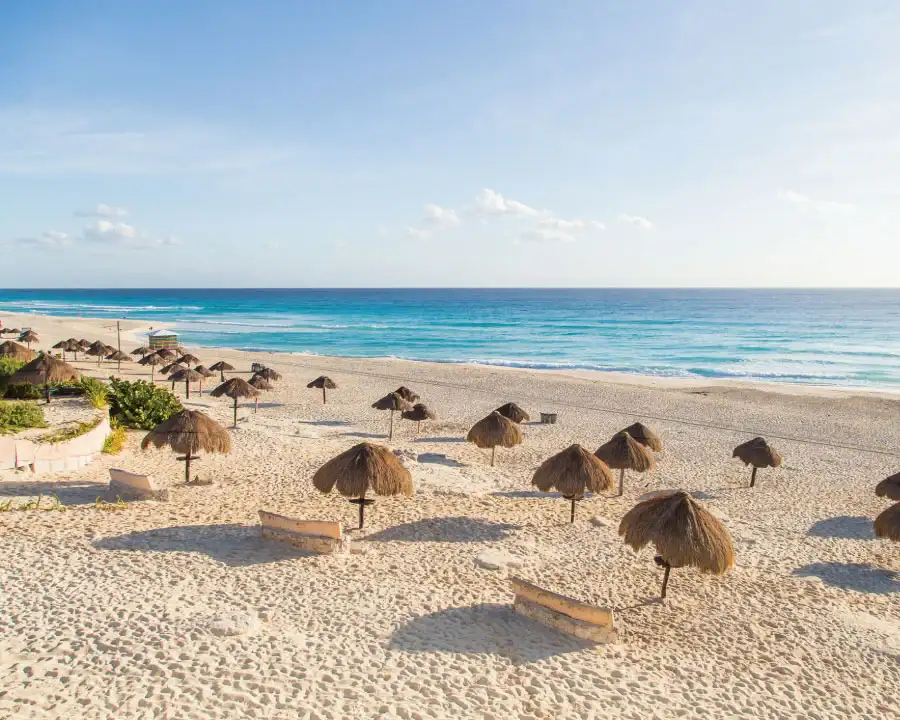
[475,188,549,219]
[778,190,856,212]
[406,203,462,239]
[618,213,653,230]
[75,203,128,218]
[14,230,74,249]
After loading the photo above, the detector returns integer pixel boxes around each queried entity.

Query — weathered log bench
[510,576,619,643]
[258,511,347,554]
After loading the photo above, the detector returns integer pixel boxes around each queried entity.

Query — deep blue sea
[2,289,899,390]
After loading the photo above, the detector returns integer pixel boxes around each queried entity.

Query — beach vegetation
[0,400,47,434]
[36,416,103,444]
[102,417,128,455]
[108,378,182,430]
[80,376,110,409]
[95,495,127,511]
[0,357,26,396]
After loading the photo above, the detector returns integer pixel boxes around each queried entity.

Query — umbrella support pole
[185,454,191,484]
[490,446,496,467]
[660,562,672,599]
[349,497,375,530]
[389,410,394,440]
[185,380,190,399]
[254,397,258,413]
[750,467,757,488]
[618,468,625,496]
[233,398,238,428]
[322,387,326,404]
[570,498,576,523]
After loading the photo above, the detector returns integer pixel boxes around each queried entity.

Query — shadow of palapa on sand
[93,524,315,566]
[299,420,353,427]
[365,516,520,543]
[0,480,109,506]
[340,431,387,440]
[807,516,876,540]
[389,603,595,662]
[414,436,467,444]
[416,453,465,468]
[793,562,898,594]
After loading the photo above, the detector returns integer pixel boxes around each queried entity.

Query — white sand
[1,312,898,719]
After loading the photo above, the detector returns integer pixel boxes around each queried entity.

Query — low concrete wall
[0,414,110,473]
[259,510,347,554]
[510,576,619,643]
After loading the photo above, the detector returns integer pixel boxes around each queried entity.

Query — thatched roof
[256,367,282,381]
[620,422,662,452]
[194,365,215,378]
[732,437,782,468]
[105,350,132,362]
[154,348,176,359]
[249,374,273,390]
[595,431,654,472]
[402,403,436,422]
[874,502,900,542]
[495,402,530,424]
[619,490,734,573]
[313,442,413,498]
[211,377,259,399]
[0,341,35,362]
[372,392,413,412]
[532,444,614,497]
[170,368,203,383]
[209,361,234,372]
[307,375,337,389]
[18,331,39,343]
[176,354,200,365]
[138,352,166,367]
[141,409,232,456]
[76,339,92,350]
[394,386,419,403]
[85,341,106,357]
[160,361,187,375]
[52,340,69,349]
[875,472,900,502]
[9,353,81,385]
[131,346,151,356]
[466,411,523,449]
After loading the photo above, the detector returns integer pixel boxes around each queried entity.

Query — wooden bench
[510,576,619,643]
[108,468,169,501]
[258,511,347,554]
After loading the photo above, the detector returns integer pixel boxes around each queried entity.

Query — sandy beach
[1,311,898,719]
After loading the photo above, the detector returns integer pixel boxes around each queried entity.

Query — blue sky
[2,1,898,287]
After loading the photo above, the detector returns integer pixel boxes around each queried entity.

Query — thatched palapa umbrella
[52,340,70,360]
[619,490,735,598]
[876,471,900,502]
[141,409,231,484]
[138,351,165,382]
[86,341,107,365]
[0,340,35,362]
[595,431,654,496]
[209,361,234,382]
[875,502,900,542]
[394,386,419,403]
[401,403,436,433]
[495,402,530,424]
[532,444,614,522]
[307,375,337,404]
[313,442,413,529]
[161,360,186,376]
[211,377,259,427]
[76,339,92,352]
[248,373,272,411]
[154,348,176,360]
[732,437,782,488]
[170,367,203,399]
[177,353,200,366]
[256,367,282,382]
[105,349,132,375]
[64,338,82,360]
[372,392,413,440]
[131,345,151,356]
[467,411,523,466]
[9,353,80,403]
[620,422,663,452]
[18,330,39,350]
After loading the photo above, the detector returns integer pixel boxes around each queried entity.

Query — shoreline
[4,309,898,401]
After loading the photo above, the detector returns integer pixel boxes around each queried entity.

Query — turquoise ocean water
[1,289,899,390]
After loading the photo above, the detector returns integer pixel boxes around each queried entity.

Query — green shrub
[80,376,110,409]
[37,416,103,444]
[0,357,24,378]
[0,401,47,434]
[108,378,182,430]
[4,383,44,400]
[102,418,127,455]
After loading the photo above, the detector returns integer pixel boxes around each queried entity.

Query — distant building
[148,328,179,350]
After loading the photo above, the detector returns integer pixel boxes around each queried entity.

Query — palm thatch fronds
[619,490,735,598]
[138,351,166,382]
[876,472,900,502]
[170,367,203,399]
[176,354,200,366]
[874,502,900,542]
[495,402,530,424]
[394,386,419,403]
[211,377,260,427]
[307,375,337,404]
[372,392,414,440]
[76,339,92,351]
[194,365,215,378]
[595,431,654,496]
[18,330,39,349]
[466,411,523,466]
[620,422,663,452]
[154,348,176,360]
[160,361,187,376]
[141,409,231,484]
[532,444,614,522]
[86,341,107,365]
[249,374,272,390]
[9,353,80,403]
[732,437,782,488]
[255,367,282,382]
[131,345,151,356]
[312,442,413,529]
[0,340,35,362]
[401,403,436,433]
[209,360,235,381]
[52,340,70,359]
[105,349,132,374]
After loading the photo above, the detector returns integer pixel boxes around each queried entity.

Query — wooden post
[660,563,672,599]
[184,454,192,484]
[570,498,576,523]
[322,386,326,404]
[185,379,190,399]
[389,409,394,440]
[358,492,366,529]
[490,446,496,467]
[618,468,625,496]
[233,397,238,428]
[750,467,757,488]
